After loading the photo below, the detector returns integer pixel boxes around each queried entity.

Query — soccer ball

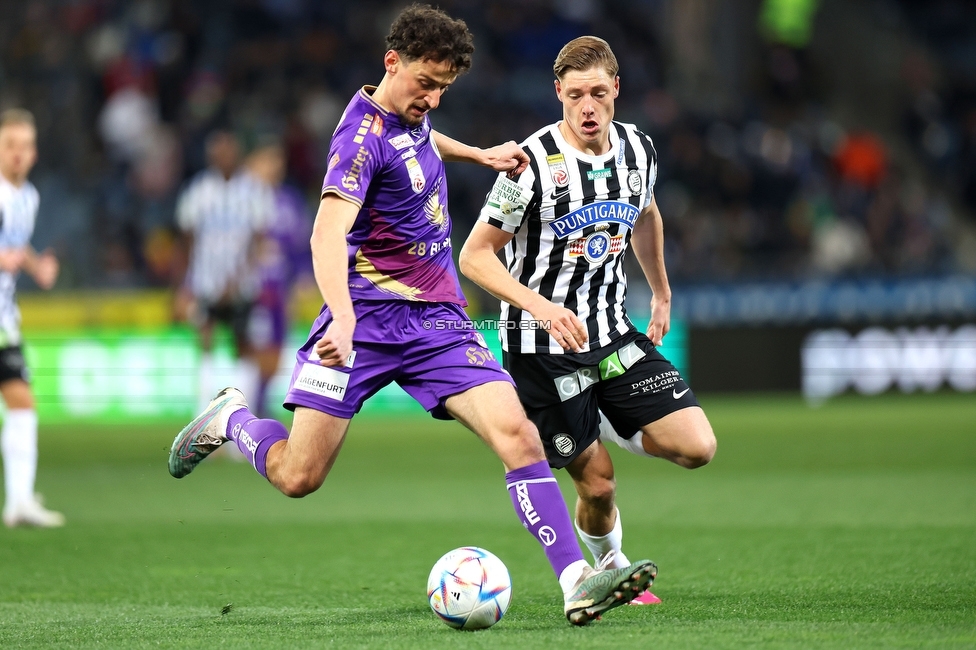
[427,546,512,630]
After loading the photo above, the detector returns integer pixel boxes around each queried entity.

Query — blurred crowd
[0,0,974,293]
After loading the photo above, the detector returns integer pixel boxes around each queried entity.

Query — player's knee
[506,417,546,462]
[683,430,716,469]
[278,472,324,498]
[579,476,616,509]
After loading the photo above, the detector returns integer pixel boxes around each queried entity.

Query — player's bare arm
[432,131,529,176]
[0,248,27,274]
[21,246,58,290]
[311,194,359,367]
[631,196,672,346]
[460,221,587,352]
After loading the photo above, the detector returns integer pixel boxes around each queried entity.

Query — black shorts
[198,300,254,344]
[0,345,30,384]
[504,330,699,468]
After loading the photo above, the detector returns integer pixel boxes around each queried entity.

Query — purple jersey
[321,86,465,305]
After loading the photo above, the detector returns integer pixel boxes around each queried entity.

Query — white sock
[1,409,38,509]
[235,357,260,401]
[558,559,590,596]
[575,507,631,569]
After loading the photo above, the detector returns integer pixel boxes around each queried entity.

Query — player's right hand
[315,316,356,367]
[32,250,59,290]
[531,300,587,353]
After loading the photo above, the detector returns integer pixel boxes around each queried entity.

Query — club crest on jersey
[568,231,623,263]
[546,153,570,187]
[628,170,643,194]
[406,157,426,193]
[424,186,448,231]
[552,434,576,457]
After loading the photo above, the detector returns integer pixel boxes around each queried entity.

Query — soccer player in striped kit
[0,109,64,528]
[169,5,655,625]
[461,36,717,603]
[175,130,275,410]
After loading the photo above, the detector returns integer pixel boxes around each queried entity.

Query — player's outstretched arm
[631,197,672,346]
[432,131,529,176]
[460,221,586,352]
[311,195,358,367]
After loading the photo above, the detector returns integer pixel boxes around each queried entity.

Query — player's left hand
[647,295,671,347]
[483,141,529,177]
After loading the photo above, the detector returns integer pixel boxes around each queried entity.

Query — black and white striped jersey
[176,170,274,303]
[478,121,657,354]
[0,175,39,346]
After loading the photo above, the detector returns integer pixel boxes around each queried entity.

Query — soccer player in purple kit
[168,4,654,625]
[245,142,313,418]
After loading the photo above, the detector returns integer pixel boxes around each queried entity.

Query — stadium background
[2,0,975,418]
[0,1,974,647]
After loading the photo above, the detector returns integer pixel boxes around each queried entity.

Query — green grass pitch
[1,392,974,648]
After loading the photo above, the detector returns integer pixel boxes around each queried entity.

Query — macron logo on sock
[516,482,541,526]
[239,430,258,455]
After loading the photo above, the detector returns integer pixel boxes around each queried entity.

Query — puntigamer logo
[548,201,640,239]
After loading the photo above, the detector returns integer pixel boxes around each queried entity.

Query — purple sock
[506,460,585,579]
[226,408,289,479]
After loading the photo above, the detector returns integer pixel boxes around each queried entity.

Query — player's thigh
[639,406,716,467]
[504,351,604,469]
[444,380,545,469]
[279,406,351,481]
[0,379,33,410]
[596,336,710,462]
[283,305,403,420]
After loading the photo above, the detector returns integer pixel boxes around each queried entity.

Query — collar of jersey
[551,120,620,168]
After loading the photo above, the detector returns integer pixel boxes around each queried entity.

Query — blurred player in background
[169,4,656,625]
[175,130,274,411]
[461,36,717,603]
[245,141,313,417]
[0,109,64,528]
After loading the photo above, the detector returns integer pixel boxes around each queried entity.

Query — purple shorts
[283,301,513,419]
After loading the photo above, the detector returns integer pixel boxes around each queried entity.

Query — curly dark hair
[386,4,474,74]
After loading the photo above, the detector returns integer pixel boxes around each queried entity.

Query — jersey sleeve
[175,180,200,232]
[477,170,536,234]
[321,117,387,207]
[640,131,658,209]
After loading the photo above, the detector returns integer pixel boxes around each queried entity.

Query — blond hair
[553,36,618,80]
[0,108,36,130]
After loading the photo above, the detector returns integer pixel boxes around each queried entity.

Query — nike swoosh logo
[547,187,571,202]
[673,388,690,399]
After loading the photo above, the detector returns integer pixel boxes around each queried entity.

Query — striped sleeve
[478,168,536,233]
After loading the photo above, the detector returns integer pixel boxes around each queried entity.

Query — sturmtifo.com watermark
[421,319,552,331]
